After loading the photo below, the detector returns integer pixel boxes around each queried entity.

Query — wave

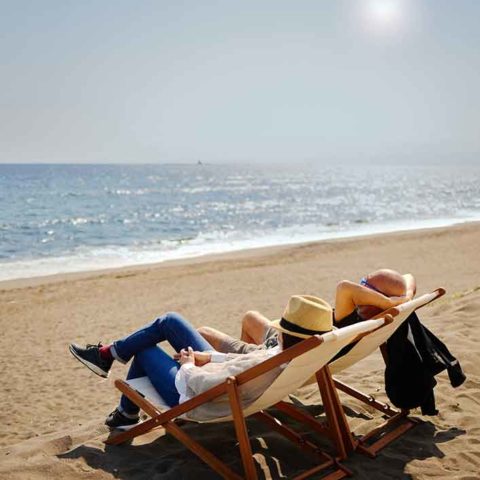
[0,215,478,283]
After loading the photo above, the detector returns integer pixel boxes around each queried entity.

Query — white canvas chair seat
[126,377,171,412]
[125,318,387,424]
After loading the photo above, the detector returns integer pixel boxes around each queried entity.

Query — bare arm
[404,273,416,300]
[335,280,407,322]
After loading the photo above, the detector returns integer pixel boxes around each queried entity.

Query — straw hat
[269,295,333,339]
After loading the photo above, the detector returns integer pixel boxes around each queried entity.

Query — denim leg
[120,345,181,412]
[119,357,145,415]
[112,312,213,363]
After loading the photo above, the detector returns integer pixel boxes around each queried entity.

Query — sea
[1,163,479,282]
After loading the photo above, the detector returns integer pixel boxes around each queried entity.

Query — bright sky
[0,0,479,164]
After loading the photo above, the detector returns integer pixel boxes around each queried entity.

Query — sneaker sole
[115,422,141,431]
[69,344,109,378]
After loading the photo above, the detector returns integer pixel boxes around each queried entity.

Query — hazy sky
[1,0,479,164]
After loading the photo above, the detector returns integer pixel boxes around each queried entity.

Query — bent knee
[242,310,261,323]
[155,311,184,328]
[197,326,214,336]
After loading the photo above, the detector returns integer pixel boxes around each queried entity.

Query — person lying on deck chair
[198,269,416,355]
[69,295,335,429]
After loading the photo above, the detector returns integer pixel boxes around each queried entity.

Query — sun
[358,0,410,37]
[369,0,402,25]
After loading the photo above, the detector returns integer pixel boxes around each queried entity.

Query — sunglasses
[360,277,384,294]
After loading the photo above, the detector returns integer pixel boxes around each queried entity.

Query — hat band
[279,317,328,336]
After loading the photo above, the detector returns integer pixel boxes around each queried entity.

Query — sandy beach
[0,222,479,479]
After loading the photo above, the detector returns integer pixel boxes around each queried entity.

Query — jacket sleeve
[210,351,248,363]
[175,363,198,402]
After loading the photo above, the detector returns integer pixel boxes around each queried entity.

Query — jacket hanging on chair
[384,311,466,415]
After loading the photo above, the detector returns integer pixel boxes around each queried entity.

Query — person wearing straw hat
[69,295,333,427]
[198,269,415,355]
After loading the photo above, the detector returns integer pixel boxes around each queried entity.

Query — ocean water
[1,163,479,282]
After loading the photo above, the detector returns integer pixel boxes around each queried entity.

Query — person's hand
[389,295,408,307]
[174,348,212,366]
[177,347,195,366]
[192,351,212,366]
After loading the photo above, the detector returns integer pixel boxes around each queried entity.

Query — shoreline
[1,219,479,290]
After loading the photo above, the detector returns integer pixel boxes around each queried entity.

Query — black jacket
[384,312,466,415]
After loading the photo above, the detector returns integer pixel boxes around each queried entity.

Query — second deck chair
[105,317,392,480]
[278,288,445,458]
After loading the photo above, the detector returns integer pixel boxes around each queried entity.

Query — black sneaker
[69,343,113,378]
[105,408,139,429]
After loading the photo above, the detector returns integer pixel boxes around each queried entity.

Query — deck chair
[279,288,446,458]
[105,317,392,480]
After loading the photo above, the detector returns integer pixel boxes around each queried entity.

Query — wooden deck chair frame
[277,288,446,459]
[105,318,390,480]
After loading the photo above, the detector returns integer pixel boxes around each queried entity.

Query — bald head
[357,269,407,319]
[366,269,407,297]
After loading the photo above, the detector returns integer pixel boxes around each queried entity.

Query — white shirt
[174,346,281,405]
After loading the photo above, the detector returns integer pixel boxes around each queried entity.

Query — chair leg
[332,378,420,457]
[227,377,258,480]
[356,411,419,458]
[271,368,356,460]
[165,421,243,480]
[254,411,352,479]
[316,368,356,459]
[106,381,243,479]
[333,378,398,417]
[275,401,332,438]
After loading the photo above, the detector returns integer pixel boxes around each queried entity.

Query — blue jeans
[111,312,213,414]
